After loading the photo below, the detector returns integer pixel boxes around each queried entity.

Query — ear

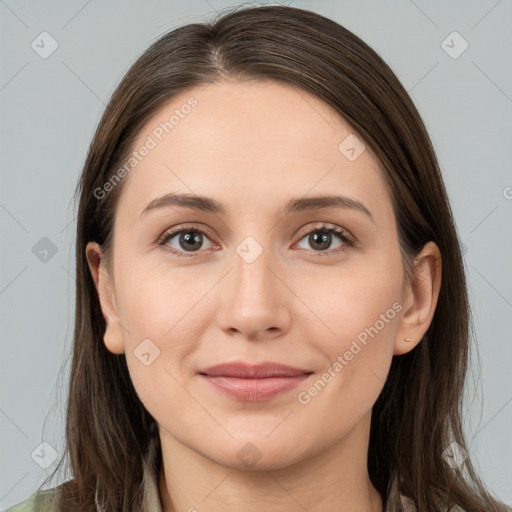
[85,242,125,354]
[394,241,442,356]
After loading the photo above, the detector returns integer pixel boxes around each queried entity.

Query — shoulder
[4,493,36,512]
[4,487,61,512]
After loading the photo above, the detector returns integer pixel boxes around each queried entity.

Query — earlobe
[102,321,126,355]
[394,241,442,356]
[85,242,125,355]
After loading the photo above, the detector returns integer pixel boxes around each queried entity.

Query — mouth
[197,362,314,402]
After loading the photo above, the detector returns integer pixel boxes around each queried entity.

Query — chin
[201,434,312,472]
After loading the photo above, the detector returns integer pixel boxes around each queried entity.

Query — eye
[158,226,216,258]
[295,223,354,256]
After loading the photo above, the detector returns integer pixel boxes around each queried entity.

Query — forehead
[117,79,391,220]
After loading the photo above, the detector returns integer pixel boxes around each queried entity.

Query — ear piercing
[404,337,413,342]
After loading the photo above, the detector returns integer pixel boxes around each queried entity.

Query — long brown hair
[38,4,508,511]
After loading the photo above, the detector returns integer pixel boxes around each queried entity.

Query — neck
[157,411,383,512]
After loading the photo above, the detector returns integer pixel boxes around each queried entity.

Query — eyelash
[157,223,355,259]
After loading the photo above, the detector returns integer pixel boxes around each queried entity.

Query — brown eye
[160,228,215,257]
[295,224,353,255]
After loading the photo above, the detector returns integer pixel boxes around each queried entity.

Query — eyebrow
[139,193,373,221]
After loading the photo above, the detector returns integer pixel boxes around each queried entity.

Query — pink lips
[198,362,313,402]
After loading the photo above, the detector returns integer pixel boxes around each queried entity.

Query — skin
[86,79,441,512]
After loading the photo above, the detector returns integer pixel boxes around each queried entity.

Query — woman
[7,4,510,512]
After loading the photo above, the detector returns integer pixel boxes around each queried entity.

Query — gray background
[1,0,511,509]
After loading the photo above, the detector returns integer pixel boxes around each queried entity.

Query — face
[88,79,425,470]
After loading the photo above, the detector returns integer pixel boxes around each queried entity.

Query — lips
[199,362,312,378]
[198,362,313,401]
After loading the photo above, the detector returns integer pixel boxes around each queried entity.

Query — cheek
[114,253,217,343]
[294,259,402,412]
[116,259,214,420]
[296,256,403,350]
[113,257,222,412]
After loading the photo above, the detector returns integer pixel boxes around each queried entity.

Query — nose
[215,242,292,341]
